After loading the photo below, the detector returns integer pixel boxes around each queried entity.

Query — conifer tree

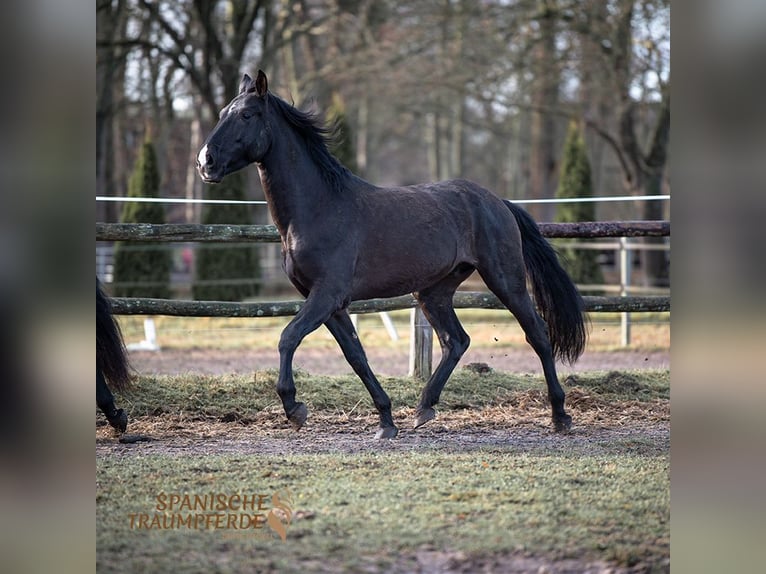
[555,121,604,291]
[192,170,260,301]
[113,136,172,298]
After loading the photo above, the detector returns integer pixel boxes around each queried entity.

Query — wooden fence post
[620,237,632,346]
[409,307,433,380]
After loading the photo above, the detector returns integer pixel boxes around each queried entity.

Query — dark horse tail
[504,201,587,364]
[97,278,131,391]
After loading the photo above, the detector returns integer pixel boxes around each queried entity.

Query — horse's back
[372,178,519,246]
[347,178,520,299]
[365,178,510,223]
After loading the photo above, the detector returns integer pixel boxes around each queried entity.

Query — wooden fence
[97,221,669,242]
[96,220,670,378]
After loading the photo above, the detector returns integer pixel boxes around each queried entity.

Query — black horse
[97,278,130,432]
[197,71,587,438]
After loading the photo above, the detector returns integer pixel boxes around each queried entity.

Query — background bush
[112,137,172,298]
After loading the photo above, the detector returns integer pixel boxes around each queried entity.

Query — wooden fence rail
[110,293,669,317]
[97,220,669,242]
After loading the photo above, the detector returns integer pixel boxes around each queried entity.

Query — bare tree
[97,0,669,286]
[528,0,562,220]
[96,0,130,222]
[131,1,264,118]
[575,0,670,284]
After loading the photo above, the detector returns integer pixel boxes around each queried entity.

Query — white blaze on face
[197,144,209,168]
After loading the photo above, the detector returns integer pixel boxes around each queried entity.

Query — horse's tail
[504,201,587,364]
[97,278,132,391]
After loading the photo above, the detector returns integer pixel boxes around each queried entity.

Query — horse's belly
[350,255,460,301]
[350,279,416,301]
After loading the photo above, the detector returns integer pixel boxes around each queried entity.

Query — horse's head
[196,70,272,183]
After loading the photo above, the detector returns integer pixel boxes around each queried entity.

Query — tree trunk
[528,2,559,221]
[641,172,669,287]
[356,93,369,179]
[185,103,203,224]
[96,0,127,223]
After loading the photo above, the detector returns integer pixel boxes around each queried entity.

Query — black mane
[268,94,353,193]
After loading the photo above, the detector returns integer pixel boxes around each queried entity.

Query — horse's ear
[239,73,253,95]
[255,70,268,98]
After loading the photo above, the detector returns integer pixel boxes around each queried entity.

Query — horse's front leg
[276,290,340,430]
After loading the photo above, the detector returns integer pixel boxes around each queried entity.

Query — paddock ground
[97,364,669,573]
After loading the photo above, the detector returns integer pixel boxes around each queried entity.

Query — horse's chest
[280,238,331,286]
[280,222,359,289]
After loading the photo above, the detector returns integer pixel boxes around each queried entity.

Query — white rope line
[96,194,669,206]
[516,195,669,204]
[96,196,268,205]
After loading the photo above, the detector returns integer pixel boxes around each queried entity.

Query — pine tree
[555,121,604,292]
[192,170,260,301]
[113,136,172,298]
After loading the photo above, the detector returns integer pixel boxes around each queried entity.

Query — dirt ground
[100,344,670,459]
[115,345,670,459]
[128,346,670,377]
[97,409,669,461]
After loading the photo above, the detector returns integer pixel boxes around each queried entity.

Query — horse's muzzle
[197,167,223,184]
[196,144,223,183]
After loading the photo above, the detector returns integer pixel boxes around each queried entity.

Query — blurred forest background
[96,0,670,297]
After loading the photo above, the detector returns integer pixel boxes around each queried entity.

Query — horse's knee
[523,317,553,356]
[277,330,297,356]
[526,332,552,355]
[442,331,470,359]
[455,332,470,356]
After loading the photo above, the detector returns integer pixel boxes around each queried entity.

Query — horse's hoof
[375,425,399,440]
[109,409,128,434]
[554,414,572,433]
[414,407,436,429]
[288,403,308,430]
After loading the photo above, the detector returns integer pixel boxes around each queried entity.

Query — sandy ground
[128,346,669,377]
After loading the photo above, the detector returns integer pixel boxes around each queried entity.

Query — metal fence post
[409,307,433,380]
[126,318,161,351]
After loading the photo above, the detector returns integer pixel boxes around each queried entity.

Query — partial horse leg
[413,267,473,428]
[97,370,127,433]
[324,311,398,439]
[481,272,572,431]
[276,289,344,430]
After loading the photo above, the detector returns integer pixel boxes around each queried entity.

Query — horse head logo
[266,489,293,541]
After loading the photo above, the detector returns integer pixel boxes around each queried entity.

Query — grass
[119,368,670,421]
[98,369,669,573]
[97,450,669,573]
[116,309,670,353]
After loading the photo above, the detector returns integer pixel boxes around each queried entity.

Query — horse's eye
[241,110,253,120]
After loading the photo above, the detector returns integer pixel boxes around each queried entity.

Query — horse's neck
[256,135,335,235]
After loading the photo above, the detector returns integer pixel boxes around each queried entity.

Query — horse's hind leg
[97,370,127,433]
[413,268,473,428]
[481,274,571,431]
[324,311,398,439]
